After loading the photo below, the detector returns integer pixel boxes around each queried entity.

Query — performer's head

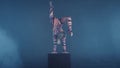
[59,16,72,24]
[67,17,72,21]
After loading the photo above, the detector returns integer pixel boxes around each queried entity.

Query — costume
[49,1,73,53]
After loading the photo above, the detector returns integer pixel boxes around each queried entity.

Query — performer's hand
[70,32,73,37]
[49,1,52,6]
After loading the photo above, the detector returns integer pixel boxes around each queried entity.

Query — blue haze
[0,0,120,68]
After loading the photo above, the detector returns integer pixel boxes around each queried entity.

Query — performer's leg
[62,34,67,53]
[52,34,57,53]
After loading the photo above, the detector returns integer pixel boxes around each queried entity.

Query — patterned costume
[49,1,73,53]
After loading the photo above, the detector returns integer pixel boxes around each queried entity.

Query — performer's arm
[60,17,73,36]
[49,1,54,23]
[67,17,73,36]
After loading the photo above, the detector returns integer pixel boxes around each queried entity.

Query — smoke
[0,28,23,68]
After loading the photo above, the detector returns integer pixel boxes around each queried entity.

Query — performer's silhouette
[49,1,73,53]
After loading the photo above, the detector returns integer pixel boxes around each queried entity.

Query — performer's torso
[53,17,63,34]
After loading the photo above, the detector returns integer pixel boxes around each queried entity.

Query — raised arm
[49,1,54,23]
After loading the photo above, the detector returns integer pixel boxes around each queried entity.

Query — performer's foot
[62,51,69,53]
[51,51,57,54]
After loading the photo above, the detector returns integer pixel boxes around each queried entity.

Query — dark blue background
[0,0,120,68]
